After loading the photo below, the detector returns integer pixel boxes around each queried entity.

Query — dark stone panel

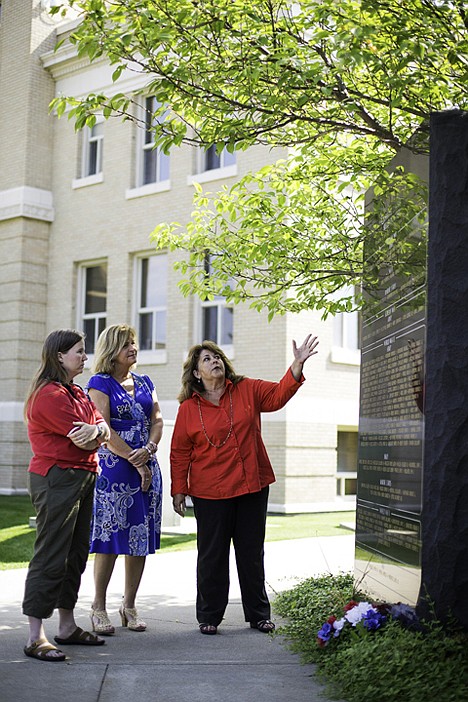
[420,110,468,626]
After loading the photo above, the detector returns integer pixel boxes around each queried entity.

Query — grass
[273,573,468,702]
[0,494,354,569]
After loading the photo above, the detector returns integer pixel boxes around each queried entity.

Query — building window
[333,309,360,350]
[201,145,236,173]
[188,145,237,186]
[330,286,361,365]
[139,97,170,186]
[136,255,167,352]
[78,263,107,355]
[336,431,358,499]
[200,256,233,349]
[82,122,104,177]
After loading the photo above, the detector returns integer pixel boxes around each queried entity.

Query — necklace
[197,387,233,448]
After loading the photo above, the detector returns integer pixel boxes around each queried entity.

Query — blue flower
[317,622,334,643]
[363,609,386,631]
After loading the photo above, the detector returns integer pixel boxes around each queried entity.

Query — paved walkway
[0,535,354,702]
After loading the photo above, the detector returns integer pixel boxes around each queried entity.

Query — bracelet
[96,424,108,442]
[147,441,158,453]
[143,446,152,456]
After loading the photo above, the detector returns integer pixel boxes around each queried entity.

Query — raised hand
[291,334,319,380]
[293,334,319,363]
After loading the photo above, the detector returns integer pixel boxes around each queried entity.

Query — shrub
[273,574,468,702]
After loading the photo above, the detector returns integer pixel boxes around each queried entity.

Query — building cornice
[41,42,106,79]
[0,187,55,223]
[41,43,150,102]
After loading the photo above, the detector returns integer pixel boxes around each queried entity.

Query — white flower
[333,617,346,632]
[345,601,377,626]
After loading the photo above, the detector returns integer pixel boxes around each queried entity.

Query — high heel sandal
[89,607,115,636]
[119,603,147,632]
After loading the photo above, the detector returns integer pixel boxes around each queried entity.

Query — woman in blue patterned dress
[87,324,163,635]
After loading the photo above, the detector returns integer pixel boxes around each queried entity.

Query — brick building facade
[0,1,360,520]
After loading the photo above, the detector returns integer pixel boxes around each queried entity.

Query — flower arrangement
[317,600,417,648]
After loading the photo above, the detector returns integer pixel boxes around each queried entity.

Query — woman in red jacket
[171,334,319,635]
[22,329,110,662]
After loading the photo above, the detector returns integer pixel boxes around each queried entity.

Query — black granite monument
[356,110,468,628]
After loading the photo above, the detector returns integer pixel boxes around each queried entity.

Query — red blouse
[170,367,304,499]
[27,382,104,476]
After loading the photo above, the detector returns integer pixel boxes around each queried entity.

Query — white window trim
[133,254,168,365]
[330,346,361,366]
[126,180,171,200]
[330,286,361,366]
[187,164,237,185]
[137,348,167,365]
[72,173,104,189]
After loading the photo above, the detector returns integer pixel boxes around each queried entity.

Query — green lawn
[0,494,355,570]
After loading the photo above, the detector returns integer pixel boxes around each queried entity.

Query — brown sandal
[54,626,105,646]
[24,638,66,662]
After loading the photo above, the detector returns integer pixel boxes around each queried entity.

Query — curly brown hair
[178,340,244,403]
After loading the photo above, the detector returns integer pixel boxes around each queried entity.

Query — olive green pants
[22,465,96,619]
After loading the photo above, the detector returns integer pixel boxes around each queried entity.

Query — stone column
[0,1,56,491]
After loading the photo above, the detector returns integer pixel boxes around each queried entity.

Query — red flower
[343,600,359,612]
[317,637,327,648]
[327,615,337,624]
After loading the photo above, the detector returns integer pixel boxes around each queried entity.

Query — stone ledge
[0,186,54,222]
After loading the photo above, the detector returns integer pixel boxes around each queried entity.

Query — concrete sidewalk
[0,535,354,702]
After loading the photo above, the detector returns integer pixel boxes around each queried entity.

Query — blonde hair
[178,340,244,403]
[24,329,85,421]
[93,324,138,375]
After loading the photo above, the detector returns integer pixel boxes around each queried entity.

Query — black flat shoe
[250,620,275,633]
[199,623,217,635]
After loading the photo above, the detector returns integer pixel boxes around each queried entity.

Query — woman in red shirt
[22,329,110,662]
[171,334,319,635]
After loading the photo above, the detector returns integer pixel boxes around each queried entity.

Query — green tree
[50,0,467,316]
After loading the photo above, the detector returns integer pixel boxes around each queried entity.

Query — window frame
[195,255,234,355]
[126,97,171,199]
[330,287,361,365]
[336,429,358,501]
[200,297,234,353]
[200,145,236,173]
[133,253,168,365]
[76,261,107,360]
[187,145,237,186]
[72,120,104,189]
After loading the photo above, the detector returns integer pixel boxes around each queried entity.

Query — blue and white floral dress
[88,372,162,556]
